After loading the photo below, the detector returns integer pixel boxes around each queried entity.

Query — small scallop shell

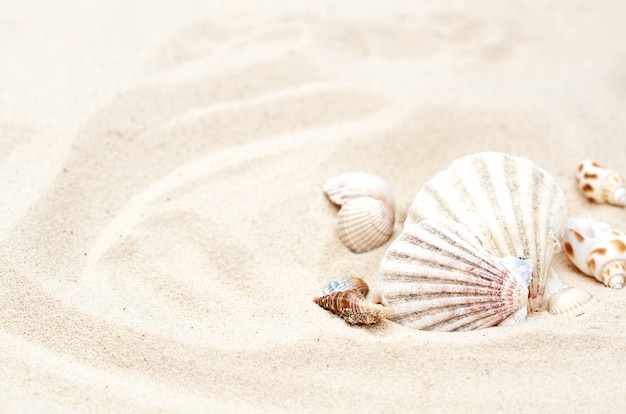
[314,277,389,325]
[404,152,568,312]
[576,160,626,207]
[563,216,626,289]
[323,172,395,208]
[337,196,395,253]
[547,287,597,316]
[378,220,532,331]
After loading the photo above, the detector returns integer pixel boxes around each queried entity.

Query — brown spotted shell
[563,216,626,289]
[576,160,626,206]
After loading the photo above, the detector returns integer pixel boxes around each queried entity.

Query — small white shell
[378,219,532,331]
[337,196,395,253]
[563,216,626,289]
[547,287,597,316]
[323,172,395,208]
[576,160,626,207]
[404,152,568,312]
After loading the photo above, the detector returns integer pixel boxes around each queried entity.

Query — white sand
[1,0,626,412]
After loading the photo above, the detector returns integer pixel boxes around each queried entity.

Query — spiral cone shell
[337,196,395,253]
[404,152,567,312]
[378,220,532,331]
[314,277,389,325]
[563,216,626,289]
[576,160,626,207]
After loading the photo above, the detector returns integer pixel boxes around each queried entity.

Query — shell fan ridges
[547,287,597,316]
[337,197,395,253]
[378,219,531,332]
[404,152,568,312]
[323,172,396,253]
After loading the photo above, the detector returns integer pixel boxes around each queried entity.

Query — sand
[1,0,626,412]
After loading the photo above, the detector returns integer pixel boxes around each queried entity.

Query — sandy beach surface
[1,0,626,412]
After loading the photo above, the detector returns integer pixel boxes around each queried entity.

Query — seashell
[547,287,597,316]
[563,216,626,289]
[402,152,569,312]
[576,160,626,207]
[321,275,369,297]
[323,172,395,208]
[323,172,396,253]
[378,219,532,331]
[314,276,390,325]
[337,196,395,253]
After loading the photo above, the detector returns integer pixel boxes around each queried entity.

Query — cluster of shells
[313,173,396,325]
[565,161,626,289]
[322,172,396,253]
[314,153,625,331]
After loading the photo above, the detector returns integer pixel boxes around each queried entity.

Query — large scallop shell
[576,160,626,207]
[314,276,389,325]
[403,152,568,312]
[337,196,395,253]
[323,172,395,207]
[378,219,532,331]
[563,216,626,289]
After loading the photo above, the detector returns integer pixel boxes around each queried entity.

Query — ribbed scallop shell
[337,196,395,253]
[576,160,626,207]
[404,152,568,312]
[323,172,395,207]
[547,287,597,316]
[563,216,626,289]
[378,220,532,331]
[314,276,389,325]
